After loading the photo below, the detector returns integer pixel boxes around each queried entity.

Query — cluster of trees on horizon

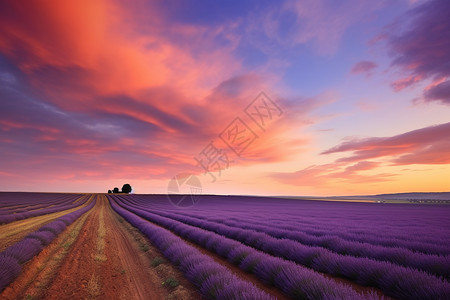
[108,183,132,194]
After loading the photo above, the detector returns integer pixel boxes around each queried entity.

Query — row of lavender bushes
[108,197,276,300]
[114,195,449,300]
[0,193,83,212]
[0,198,96,291]
[149,207,449,278]
[209,213,450,256]
[0,193,88,225]
[174,206,450,255]
[111,196,380,300]
[205,213,450,254]
[127,195,450,256]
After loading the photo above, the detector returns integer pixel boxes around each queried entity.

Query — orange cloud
[0,0,242,118]
[273,122,450,188]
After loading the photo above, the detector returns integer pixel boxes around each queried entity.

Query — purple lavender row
[123,195,449,260]
[232,217,450,256]
[0,194,85,213]
[111,196,380,300]
[0,194,88,225]
[186,217,447,256]
[0,198,96,291]
[166,195,450,246]
[155,208,449,278]
[116,197,449,300]
[108,197,275,300]
[165,195,449,247]
[0,193,82,211]
[126,194,449,245]
[215,213,450,251]
[157,205,450,257]
[130,195,450,256]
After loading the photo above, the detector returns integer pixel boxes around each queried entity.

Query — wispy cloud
[272,161,396,187]
[351,61,378,77]
[247,0,387,56]
[321,122,450,165]
[423,80,450,105]
[383,0,450,104]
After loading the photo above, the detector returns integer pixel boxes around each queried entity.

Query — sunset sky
[0,0,449,196]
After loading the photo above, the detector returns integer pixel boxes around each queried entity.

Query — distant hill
[321,192,450,203]
[370,192,450,200]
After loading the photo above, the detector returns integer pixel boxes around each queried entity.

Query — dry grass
[94,200,107,262]
[88,275,101,298]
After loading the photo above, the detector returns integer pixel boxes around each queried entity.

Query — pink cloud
[351,61,378,76]
[321,122,450,164]
[391,75,423,92]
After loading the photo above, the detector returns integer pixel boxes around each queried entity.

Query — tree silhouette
[122,184,132,194]
[113,187,119,193]
[108,190,112,193]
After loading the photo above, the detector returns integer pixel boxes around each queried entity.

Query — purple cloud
[385,0,450,104]
[423,80,450,105]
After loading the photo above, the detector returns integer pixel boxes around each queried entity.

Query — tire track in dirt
[40,195,171,300]
[100,195,167,300]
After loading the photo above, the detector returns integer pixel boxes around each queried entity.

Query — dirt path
[0,195,91,251]
[100,195,167,299]
[34,195,164,299]
[1,194,200,300]
[109,196,200,299]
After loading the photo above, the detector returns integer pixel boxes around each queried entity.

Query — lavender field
[110,194,450,300]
